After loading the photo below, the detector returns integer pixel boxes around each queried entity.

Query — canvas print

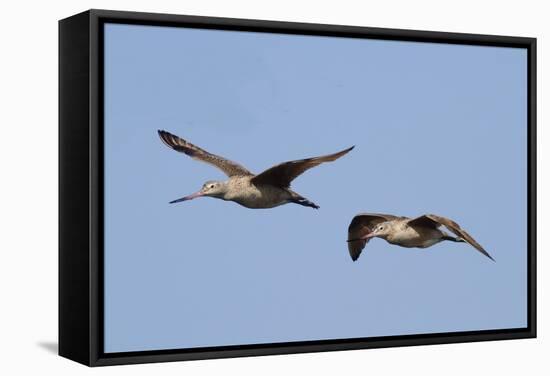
[103,23,527,353]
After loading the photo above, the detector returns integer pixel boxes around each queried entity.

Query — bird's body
[347,213,494,262]
[378,218,447,248]
[211,176,302,209]
[158,130,353,209]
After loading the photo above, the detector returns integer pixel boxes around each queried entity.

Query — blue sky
[103,23,527,353]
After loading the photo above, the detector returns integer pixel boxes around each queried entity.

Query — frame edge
[59,10,93,366]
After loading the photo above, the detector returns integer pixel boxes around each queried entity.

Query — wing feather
[158,130,252,177]
[251,146,354,188]
[408,214,494,261]
[347,213,399,261]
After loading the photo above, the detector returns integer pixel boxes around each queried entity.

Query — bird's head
[365,222,393,240]
[199,180,226,197]
[169,180,227,204]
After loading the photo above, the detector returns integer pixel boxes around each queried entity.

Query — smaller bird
[347,213,494,262]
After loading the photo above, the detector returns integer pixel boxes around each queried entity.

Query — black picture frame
[59,9,537,367]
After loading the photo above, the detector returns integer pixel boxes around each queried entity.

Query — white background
[0,0,547,374]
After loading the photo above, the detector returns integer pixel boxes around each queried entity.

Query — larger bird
[158,130,353,209]
[347,213,494,262]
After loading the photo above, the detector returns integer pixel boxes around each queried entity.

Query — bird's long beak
[169,191,204,204]
[347,233,375,242]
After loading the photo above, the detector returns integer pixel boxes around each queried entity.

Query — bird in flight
[347,213,494,262]
[158,130,354,209]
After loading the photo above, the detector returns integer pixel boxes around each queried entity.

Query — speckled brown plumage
[347,213,494,262]
[158,130,353,209]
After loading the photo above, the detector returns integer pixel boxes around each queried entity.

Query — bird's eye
[210,185,214,188]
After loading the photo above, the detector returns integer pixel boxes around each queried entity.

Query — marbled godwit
[347,213,494,262]
[158,130,353,209]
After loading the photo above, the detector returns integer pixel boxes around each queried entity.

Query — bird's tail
[291,197,320,209]
[443,235,465,243]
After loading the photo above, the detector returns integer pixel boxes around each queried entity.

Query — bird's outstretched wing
[158,130,253,177]
[251,146,354,188]
[347,213,400,261]
[408,214,494,261]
